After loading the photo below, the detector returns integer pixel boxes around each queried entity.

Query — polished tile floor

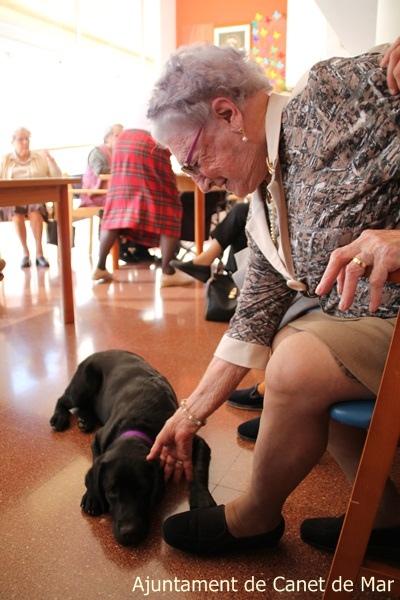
[0,221,397,599]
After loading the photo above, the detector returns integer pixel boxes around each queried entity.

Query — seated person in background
[79,123,123,207]
[172,201,249,282]
[0,127,61,268]
[92,128,193,287]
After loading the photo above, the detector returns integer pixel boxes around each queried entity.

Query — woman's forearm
[183,356,249,422]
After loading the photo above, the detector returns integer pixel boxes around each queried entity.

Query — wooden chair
[323,269,400,598]
[64,175,119,271]
[67,185,106,256]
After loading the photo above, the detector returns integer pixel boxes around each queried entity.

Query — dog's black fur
[50,350,215,546]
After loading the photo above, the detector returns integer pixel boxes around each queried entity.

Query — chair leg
[323,314,400,598]
[88,217,93,256]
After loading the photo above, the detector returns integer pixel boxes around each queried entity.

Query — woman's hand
[147,357,248,482]
[146,404,199,483]
[316,229,400,312]
[380,37,400,95]
[40,149,57,163]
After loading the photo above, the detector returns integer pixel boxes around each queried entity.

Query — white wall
[375,0,400,44]
[286,0,398,89]
[286,0,350,88]
[317,0,378,54]
[0,0,176,172]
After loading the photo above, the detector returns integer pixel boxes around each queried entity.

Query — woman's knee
[28,210,43,222]
[265,331,342,403]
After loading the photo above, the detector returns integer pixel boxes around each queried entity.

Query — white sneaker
[92,267,113,282]
[161,270,194,287]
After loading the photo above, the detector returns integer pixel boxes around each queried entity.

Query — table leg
[57,185,75,324]
[194,186,205,255]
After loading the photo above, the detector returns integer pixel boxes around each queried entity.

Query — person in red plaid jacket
[93,128,192,287]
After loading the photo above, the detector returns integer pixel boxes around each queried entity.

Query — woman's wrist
[179,400,207,428]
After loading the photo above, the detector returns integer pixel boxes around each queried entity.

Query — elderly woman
[79,123,123,207]
[146,40,400,558]
[0,127,61,268]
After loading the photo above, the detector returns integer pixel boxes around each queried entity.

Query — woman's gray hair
[12,127,31,141]
[147,43,272,144]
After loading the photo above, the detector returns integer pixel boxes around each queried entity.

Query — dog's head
[85,442,164,546]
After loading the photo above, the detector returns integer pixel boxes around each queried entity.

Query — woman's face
[13,131,30,159]
[171,121,267,197]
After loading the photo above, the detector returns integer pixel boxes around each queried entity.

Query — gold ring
[352,256,367,269]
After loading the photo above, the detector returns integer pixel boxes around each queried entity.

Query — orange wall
[176,0,287,47]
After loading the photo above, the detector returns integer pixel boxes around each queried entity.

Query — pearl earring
[239,128,248,143]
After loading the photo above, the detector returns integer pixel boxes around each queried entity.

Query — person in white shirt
[0,127,61,268]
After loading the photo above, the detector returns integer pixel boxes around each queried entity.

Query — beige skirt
[287,310,396,394]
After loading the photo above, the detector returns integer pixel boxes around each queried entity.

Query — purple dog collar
[119,429,154,447]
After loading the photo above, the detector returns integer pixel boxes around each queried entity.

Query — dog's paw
[77,414,96,433]
[80,492,103,516]
[49,411,70,431]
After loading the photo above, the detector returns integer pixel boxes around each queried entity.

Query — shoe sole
[237,432,257,443]
[92,275,113,282]
[227,400,263,411]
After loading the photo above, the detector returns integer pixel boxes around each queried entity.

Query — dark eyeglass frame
[181,126,203,175]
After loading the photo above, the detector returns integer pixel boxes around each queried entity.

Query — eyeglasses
[181,126,203,175]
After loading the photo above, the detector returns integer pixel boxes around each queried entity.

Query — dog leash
[119,429,154,446]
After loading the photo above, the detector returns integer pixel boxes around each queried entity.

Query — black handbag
[205,264,238,322]
[46,220,75,246]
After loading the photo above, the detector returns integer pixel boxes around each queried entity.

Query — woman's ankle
[225,497,282,538]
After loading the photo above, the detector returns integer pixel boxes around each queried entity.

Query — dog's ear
[91,432,102,458]
[91,423,118,456]
[84,457,109,514]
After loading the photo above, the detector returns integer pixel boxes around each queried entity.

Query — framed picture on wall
[213,25,250,52]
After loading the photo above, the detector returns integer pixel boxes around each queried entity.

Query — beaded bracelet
[180,400,207,428]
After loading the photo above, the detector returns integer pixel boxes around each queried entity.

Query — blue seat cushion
[329,399,375,429]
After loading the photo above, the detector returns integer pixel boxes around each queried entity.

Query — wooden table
[175,173,205,255]
[0,177,80,325]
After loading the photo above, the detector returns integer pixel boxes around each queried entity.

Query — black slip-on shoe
[227,384,264,410]
[36,256,50,268]
[21,256,31,268]
[170,259,211,283]
[300,515,400,562]
[163,504,285,555]
[237,417,260,442]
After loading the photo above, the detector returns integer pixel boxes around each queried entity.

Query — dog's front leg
[80,459,108,516]
[49,394,73,431]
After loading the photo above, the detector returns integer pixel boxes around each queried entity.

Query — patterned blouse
[215,50,400,370]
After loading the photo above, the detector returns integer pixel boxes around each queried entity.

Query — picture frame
[213,24,251,52]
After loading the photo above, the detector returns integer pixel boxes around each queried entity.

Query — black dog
[50,350,215,546]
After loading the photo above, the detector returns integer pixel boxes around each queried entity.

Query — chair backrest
[323,269,400,598]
